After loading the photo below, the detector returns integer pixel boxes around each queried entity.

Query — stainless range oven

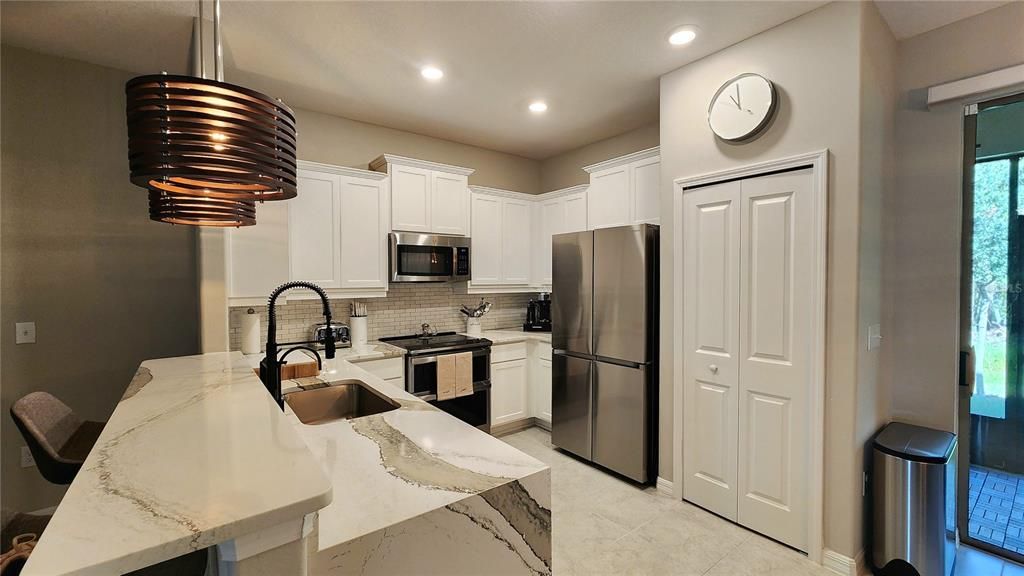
[380,332,492,431]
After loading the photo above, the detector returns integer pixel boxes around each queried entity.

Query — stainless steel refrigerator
[551,224,658,483]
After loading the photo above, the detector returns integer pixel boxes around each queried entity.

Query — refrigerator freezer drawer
[592,360,650,482]
[551,352,592,459]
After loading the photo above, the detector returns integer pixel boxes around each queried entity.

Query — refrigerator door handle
[593,355,646,370]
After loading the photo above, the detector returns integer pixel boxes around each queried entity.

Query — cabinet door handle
[709,364,719,374]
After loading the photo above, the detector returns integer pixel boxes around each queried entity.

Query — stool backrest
[10,392,84,480]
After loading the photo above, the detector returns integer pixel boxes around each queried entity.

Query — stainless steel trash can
[872,422,957,576]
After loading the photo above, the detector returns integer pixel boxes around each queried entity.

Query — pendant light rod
[214,0,223,82]
[197,0,206,79]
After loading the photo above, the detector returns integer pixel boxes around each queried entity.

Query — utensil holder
[351,316,367,346]
[466,316,482,336]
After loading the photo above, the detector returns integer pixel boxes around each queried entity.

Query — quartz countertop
[266,357,550,551]
[466,328,552,345]
[22,352,333,576]
[242,340,405,365]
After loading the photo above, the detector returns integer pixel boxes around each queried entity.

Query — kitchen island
[272,357,552,575]
[22,351,550,576]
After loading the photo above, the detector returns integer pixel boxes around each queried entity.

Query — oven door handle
[411,355,439,366]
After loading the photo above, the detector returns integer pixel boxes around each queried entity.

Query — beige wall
[295,108,542,194]
[538,122,659,192]
[886,2,1024,433]
[660,1,888,559]
[1,46,201,511]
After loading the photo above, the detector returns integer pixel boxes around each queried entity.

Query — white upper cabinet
[501,197,532,284]
[564,191,588,232]
[583,147,660,229]
[470,186,533,288]
[431,172,470,236]
[291,168,343,288]
[587,164,631,230]
[631,154,661,224]
[228,200,289,300]
[370,154,473,236]
[389,164,432,233]
[470,193,502,285]
[339,174,388,290]
[531,185,587,287]
[227,160,387,305]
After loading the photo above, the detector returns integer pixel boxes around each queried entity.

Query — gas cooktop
[379,331,491,355]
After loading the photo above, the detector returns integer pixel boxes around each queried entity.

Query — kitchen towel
[241,309,260,355]
[437,354,457,401]
[455,352,473,397]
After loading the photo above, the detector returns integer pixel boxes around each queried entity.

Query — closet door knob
[709,364,719,374]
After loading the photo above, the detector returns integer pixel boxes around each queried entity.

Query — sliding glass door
[959,93,1024,562]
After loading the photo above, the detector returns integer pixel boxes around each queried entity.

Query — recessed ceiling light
[668,26,698,46]
[421,66,444,81]
[529,101,548,113]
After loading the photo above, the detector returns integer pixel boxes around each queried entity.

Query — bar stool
[9,392,105,485]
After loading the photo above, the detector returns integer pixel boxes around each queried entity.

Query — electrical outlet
[867,324,882,351]
[20,446,35,468]
[15,322,36,344]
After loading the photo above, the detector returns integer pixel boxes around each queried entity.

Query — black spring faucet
[259,281,336,408]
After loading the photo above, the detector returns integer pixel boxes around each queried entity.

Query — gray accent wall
[1,46,201,511]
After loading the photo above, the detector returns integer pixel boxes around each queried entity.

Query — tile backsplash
[229,283,536,352]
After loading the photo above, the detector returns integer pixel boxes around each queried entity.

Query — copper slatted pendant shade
[124,0,297,226]
[126,75,297,226]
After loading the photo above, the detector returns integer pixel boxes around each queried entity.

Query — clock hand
[735,84,741,109]
[729,94,741,109]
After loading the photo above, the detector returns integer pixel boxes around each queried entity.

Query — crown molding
[369,154,475,176]
[536,184,588,200]
[298,160,388,180]
[467,185,536,201]
[582,146,660,174]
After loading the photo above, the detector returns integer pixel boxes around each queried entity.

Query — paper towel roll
[241,309,261,355]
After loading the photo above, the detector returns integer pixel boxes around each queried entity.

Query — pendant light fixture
[125,0,297,226]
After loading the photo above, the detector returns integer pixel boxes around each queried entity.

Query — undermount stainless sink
[285,380,399,425]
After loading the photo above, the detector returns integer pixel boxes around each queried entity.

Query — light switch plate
[21,446,35,468]
[15,322,36,344]
[867,324,882,351]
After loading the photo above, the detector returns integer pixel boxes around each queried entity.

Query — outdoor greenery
[971,159,1011,400]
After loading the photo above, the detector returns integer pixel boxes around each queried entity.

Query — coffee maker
[524,293,552,332]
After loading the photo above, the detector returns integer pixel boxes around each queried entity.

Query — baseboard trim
[656,477,674,497]
[822,548,861,576]
[490,418,537,437]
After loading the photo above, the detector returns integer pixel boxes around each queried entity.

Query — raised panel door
[501,198,531,284]
[391,165,431,232]
[339,176,386,289]
[682,180,741,521]
[631,156,660,224]
[736,168,813,552]
[291,170,342,288]
[229,200,289,298]
[491,359,528,425]
[470,193,502,284]
[588,166,630,230]
[536,198,566,286]
[564,192,588,232]
[431,172,468,235]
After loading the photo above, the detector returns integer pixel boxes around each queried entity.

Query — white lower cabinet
[491,358,528,426]
[535,356,552,426]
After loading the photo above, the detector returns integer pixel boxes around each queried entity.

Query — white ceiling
[875,0,1011,40]
[2,1,834,159]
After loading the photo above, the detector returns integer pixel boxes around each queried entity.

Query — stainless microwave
[389,232,471,282]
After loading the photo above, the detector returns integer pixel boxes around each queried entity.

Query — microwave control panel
[455,247,470,276]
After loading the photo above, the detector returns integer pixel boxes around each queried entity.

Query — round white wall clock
[708,73,778,142]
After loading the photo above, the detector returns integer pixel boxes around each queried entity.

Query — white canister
[351,316,368,346]
[465,316,482,336]
[241,308,260,355]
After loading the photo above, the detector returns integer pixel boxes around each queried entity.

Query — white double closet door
[682,168,815,552]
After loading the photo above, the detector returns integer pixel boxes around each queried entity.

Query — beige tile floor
[500,427,1024,576]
